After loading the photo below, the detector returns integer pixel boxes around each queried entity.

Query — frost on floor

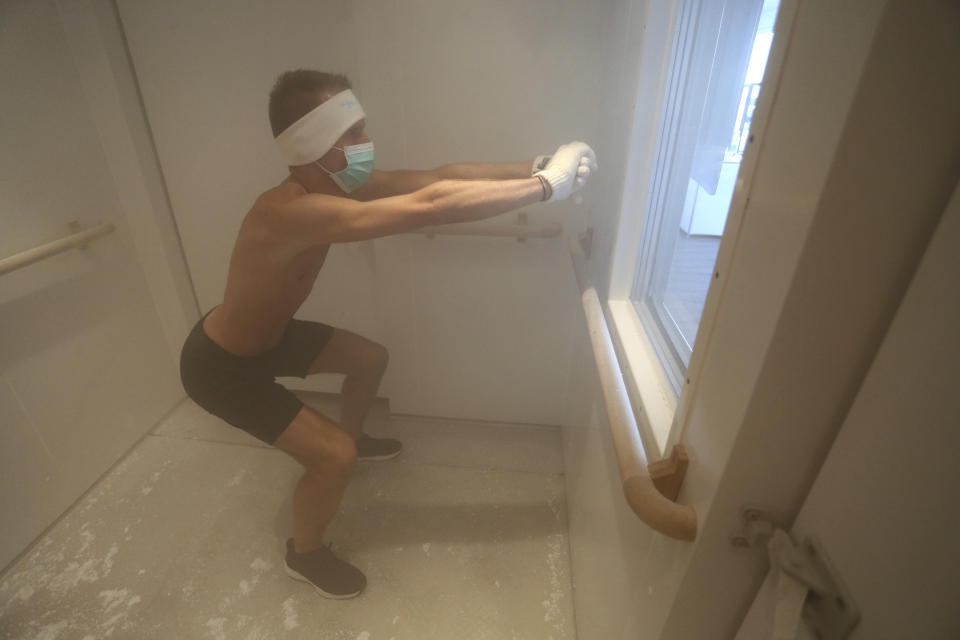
[0,401,574,639]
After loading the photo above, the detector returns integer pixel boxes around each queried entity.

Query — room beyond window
[631,0,781,394]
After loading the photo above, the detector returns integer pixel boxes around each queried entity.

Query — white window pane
[633,0,780,384]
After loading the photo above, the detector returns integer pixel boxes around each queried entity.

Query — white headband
[274,89,365,166]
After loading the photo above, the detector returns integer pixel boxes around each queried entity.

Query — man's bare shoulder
[254,179,310,209]
[243,179,354,247]
[253,178,347,212]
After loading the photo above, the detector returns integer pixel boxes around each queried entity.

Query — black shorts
[179,310,335,445]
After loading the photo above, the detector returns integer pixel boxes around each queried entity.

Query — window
[631,0,781,395]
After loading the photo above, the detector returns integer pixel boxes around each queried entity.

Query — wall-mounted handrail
[0,221,116,277]
[568,233,697,541]
[412,213,562,240]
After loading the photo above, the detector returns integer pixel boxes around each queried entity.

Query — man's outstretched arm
[358,161,534,199]
[433,161,535,181]
[265,141,596,245]
[269,177,547,245]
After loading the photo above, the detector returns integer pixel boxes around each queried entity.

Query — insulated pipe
[0,222,116,277]
[568,234,697,541]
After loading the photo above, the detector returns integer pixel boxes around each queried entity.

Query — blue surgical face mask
[317,142,374,193]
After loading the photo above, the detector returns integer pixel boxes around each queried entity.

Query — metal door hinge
[768,530,859,640]
[732,508,860,639]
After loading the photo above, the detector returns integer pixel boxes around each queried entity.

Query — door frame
[645,1,960,637]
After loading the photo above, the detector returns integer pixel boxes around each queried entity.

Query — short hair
[268,70,352,137]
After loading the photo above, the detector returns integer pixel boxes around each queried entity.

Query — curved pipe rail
[1,221,116,277]
[568,234,697,541]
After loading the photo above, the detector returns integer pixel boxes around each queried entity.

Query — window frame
[630,0,712,397]
[605,0,793,460]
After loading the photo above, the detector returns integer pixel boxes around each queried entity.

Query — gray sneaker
[355,435,402,461]
[284,539,366,599]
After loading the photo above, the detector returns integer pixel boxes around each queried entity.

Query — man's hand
[534,142,598,202]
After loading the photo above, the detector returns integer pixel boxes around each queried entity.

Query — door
[734,182,960,639]
[633,1,960,638]
[0,0,186,569]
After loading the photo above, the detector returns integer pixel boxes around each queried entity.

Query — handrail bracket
[649,444,690,502]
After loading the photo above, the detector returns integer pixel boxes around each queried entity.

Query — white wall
[0,0,189,570]
[113,0,626,424]
[57,0,200,360]
[560,2,691,637]
[563,335,688,639]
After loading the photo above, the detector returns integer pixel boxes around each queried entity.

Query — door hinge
[732,508,860,639]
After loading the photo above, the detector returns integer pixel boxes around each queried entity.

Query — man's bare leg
[337,354,386,438]
[273,405,357,552]
[307,329,389,439]
[273,406,366,598]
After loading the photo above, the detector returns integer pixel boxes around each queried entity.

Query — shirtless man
[179,69,596,599]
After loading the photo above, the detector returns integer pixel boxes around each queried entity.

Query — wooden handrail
[568,233,697,541]
[1,221,116,277]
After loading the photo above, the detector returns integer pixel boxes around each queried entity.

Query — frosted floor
[0,395,574,639]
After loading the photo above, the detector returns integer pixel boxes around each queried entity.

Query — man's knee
[355,342,389,376]
[303,430,357,476]
[328,431,358,473]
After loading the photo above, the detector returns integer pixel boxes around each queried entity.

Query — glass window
[631,0,781,394]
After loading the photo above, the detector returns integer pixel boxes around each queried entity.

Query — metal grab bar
[1,221,116,277]
[568,233,698,541]
[412,213,562,240]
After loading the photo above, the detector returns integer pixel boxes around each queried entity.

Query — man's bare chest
[289,244,331,284]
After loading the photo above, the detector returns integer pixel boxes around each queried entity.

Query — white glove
[534,141,598,202]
